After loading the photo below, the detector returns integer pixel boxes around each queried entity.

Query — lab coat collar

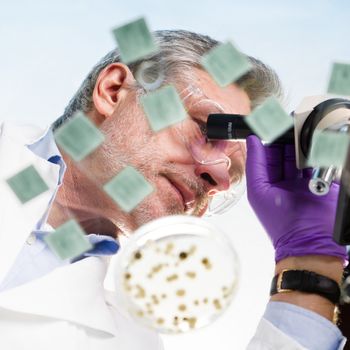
[0,257,119,336]
[0,122,60,283]
[0,122,51,146]
[0,123,118,336]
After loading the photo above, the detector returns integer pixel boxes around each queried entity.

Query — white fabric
[0,121,329,350]
[0,257,164,350]
[247,317,347,350]
[247,318,307,350]
[263,301,347,350]
[0,122,163,350]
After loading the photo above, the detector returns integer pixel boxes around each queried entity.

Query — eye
[195,119,208,138]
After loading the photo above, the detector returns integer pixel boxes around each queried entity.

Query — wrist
[271,255,344,323]
[274,255,344,284]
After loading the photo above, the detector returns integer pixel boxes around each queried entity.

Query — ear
[92,63,136,119]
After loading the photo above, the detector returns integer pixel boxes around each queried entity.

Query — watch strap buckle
[276,269,293,293]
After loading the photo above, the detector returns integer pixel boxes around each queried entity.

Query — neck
[47,162,120,239]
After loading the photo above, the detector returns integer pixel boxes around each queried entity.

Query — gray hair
[52,29,282,130]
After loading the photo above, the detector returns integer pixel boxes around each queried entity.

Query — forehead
[179,68,251,115]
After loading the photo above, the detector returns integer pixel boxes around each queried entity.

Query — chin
[123,176,187,232]
[130,197,183,231]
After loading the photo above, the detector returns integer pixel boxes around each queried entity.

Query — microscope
[206,95,350,245]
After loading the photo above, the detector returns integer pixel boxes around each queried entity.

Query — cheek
[153,126,193,163]
[107,108,153,146]
[129,176,185,224]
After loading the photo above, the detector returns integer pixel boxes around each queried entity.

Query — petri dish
[114,215,240,333]
[205,177,246,217]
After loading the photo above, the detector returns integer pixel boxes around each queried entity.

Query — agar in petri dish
[114,215,240,333]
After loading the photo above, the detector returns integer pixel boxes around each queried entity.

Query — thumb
[246,135,270,190]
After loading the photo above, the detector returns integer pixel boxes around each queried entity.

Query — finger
[284,144,299,180]
[302,168,313,179]
[246,135,283,188]
[246,135,269,189]
[265,144,284,183]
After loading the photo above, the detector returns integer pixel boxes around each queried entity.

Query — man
[0,29,347,349]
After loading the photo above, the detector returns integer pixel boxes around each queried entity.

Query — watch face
[113,215,240,333]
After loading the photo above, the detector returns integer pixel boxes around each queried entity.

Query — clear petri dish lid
[135,60,165,91]
[205,176,246,217]
[114,215,240,334]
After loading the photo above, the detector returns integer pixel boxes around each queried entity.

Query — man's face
[92,67,251,234]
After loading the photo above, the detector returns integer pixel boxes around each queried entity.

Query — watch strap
[270,269,340,304]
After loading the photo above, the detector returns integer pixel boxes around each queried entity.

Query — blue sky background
[1,1,349,349]
[1,0,349,126]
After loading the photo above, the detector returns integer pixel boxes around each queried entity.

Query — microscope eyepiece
[206,113,294,144]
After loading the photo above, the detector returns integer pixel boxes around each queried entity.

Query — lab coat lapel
[0,122,59,284]
[0,257,118,336]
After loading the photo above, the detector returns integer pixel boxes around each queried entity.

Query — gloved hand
[245,135,347,264]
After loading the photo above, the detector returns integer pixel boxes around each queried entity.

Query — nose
[194,161,231,196]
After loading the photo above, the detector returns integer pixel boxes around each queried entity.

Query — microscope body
[293,95,350,196]
[277,95,350,244]
[293,95,350,169]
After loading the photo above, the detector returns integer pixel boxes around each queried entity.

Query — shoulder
[0,122,48,145]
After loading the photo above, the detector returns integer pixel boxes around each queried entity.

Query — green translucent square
[54,111,105,162]
[245,96,294,143]
[327,62,350,96]
[103,166,154,212]
[44,219,93,260]
[140,85,187,132]
[201,41,252,87]
[112,17,159,64]
[6,165,49,204]
[307,130,350,167]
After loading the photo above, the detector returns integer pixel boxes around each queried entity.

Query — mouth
[165,176,196,213]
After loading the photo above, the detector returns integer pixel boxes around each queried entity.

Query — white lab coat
[0,122,307,350]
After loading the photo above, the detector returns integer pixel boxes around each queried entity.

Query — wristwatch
[270,269,341,304]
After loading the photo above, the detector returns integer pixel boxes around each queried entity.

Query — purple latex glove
[246,135,347,264]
